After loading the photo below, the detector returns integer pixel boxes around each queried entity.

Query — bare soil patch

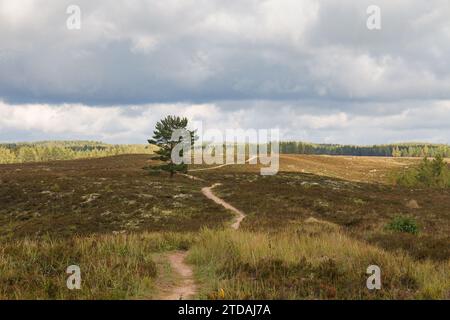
[159,251,197,300]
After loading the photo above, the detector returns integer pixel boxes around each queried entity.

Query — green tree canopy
[148,115,196,177]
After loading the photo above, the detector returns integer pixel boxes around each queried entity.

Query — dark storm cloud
[1,0,449,105]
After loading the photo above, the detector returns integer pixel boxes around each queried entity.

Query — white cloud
[130,35,159,54]
[2,101,450,144]
[0,0,36,25]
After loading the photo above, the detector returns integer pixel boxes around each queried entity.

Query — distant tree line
[0,141,154,164]
[2,140,449,165]
[279,142,450,157]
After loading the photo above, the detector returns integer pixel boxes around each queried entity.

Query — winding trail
[201,183,245,230]
[191,157,255,230]
[161,161,249,300]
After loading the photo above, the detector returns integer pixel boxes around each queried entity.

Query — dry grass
[188,222,450,300]
[277,155,420,183]
[190,154,420,183]
[0,232,195,299]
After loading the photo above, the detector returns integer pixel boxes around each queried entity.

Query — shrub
[386,216,419,235]
[395,155,450,188]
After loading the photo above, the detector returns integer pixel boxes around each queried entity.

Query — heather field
[0,153,448,299]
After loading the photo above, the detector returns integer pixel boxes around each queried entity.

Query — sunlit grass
[188,221,450,300]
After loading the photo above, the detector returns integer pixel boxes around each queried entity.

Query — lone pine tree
[148,115,196,177]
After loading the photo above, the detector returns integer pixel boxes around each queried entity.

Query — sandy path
[160,251,197,300]
[161,182,246,300]
[162,162,249,300]
[201,183,245,230]
[177,172,206,182]
[188,156,258,172]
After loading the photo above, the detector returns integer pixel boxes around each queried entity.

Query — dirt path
[201,183,245,230]
[188,156,258,172]
[159,251,197,300]
[185,156,252,229]
[161,182,246,300]
[162,163,249,299]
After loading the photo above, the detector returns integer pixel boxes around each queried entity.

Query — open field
[193,154,450,261]
[0,155,230,239]
[189,154,423,183]
[0,154,449,299]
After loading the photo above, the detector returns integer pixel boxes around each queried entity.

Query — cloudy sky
[1,0,450,144]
